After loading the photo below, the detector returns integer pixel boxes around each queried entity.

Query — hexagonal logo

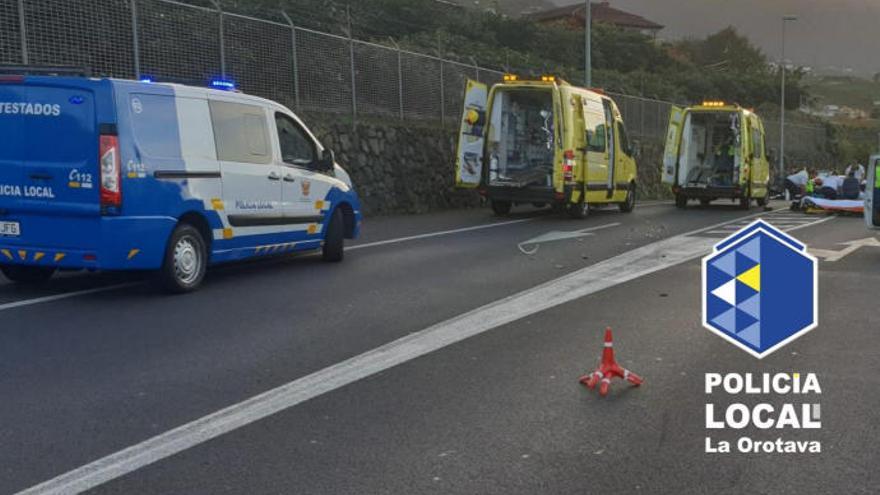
[702,220,818,359]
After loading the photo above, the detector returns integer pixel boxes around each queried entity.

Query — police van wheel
[619,184,636,213]
[322,209,345,263]
[675,194,688,209]
[0,265,55,285]
[699,198,712,206]
[567,201,590,219]
[491,200,512,216]
[158,224,207,293]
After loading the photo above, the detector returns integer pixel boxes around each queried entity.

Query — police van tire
[675,194,688,209]
[699,198,712,206]
[567,201,590,219]
[491,200,512,216]
[158,224,207,293]
[0,265,55,285]
[619,184,636,213]
[322,209,345,262]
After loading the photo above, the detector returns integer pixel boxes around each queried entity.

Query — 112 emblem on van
[68,169,94,189]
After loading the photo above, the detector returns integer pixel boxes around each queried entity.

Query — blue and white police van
[0,69,362,292]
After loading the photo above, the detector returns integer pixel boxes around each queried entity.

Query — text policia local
[704,373,821,454]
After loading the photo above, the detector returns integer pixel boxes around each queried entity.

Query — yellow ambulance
[662,102,770,208]
[454,76,637,218]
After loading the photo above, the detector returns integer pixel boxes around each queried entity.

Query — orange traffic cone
[579,327,643,397]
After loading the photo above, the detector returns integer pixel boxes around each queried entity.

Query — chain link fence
[1,0,828,153]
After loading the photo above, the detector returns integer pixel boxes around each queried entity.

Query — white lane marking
[0,283,139,313]
[809,237,880,262]
[346,217,536,251]
[0,218,538,314]
[517,222,620,255]
[16,213,834,495]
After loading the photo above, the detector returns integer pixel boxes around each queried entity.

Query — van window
[617,121,631,156]
[130,94,182,159]
[585,110,607,152]
[209,100,271,165]
[275,113,315,167]
[752,128,763,159]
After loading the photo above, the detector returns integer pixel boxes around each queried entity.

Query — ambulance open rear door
[662,106,685,186]
[867,155,880,229]
[455,79,488,188]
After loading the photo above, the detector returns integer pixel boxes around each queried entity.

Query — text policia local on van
[704,373,822,454]
[0,102,61,116]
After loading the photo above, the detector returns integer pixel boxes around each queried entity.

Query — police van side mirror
[317,148,335,172]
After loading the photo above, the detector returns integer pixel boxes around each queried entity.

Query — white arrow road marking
[809,237,880,262]
[517,222,621,254]
[15,211,833,495]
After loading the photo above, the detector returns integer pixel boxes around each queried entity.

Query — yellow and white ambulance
[662,102,770,209]
[454,76,637,219]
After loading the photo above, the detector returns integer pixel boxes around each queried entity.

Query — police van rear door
[0,76,106,218]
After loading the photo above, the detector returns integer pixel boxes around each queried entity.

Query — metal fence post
[280,11,300,110]
[390,38,403,120]
[470,56,479,82]
[640,98,645,137]
[209,0,226,78]
[131,0,140,79]
[17,0,27,64]
[346,6,357,120]
[439,59,445,125]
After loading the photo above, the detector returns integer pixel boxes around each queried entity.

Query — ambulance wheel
[756,193,769,207]
[491,200,512,216]
[567,201,590,219]
[0,265,55,285]
[322,209,345,262]
[619,184,636,213]
[739,196,751,210]
[675,194,688,209]
[158,223,207,293]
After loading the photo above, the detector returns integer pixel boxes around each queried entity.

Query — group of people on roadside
[784,163,866,201]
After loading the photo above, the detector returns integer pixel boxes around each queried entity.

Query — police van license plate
[0,221,20,237]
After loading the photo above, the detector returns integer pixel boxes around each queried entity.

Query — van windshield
[486,88,555,188]
[678,111,741,188]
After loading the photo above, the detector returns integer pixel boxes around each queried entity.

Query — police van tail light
[563,150,576,182]
[99,134,122,208]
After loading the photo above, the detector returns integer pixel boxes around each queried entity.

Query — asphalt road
[2,201,878,494]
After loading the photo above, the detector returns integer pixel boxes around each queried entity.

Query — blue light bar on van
[139,77,153,83]
[210,79,236,91]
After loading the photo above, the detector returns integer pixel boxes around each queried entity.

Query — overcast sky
[555,0,880,75]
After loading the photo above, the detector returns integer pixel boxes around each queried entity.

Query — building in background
[525,2,664,38]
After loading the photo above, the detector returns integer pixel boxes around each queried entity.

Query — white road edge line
[0,218,539,314]
[0,283,139,313]
[346,217,536,251]
[15,211,834,495]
